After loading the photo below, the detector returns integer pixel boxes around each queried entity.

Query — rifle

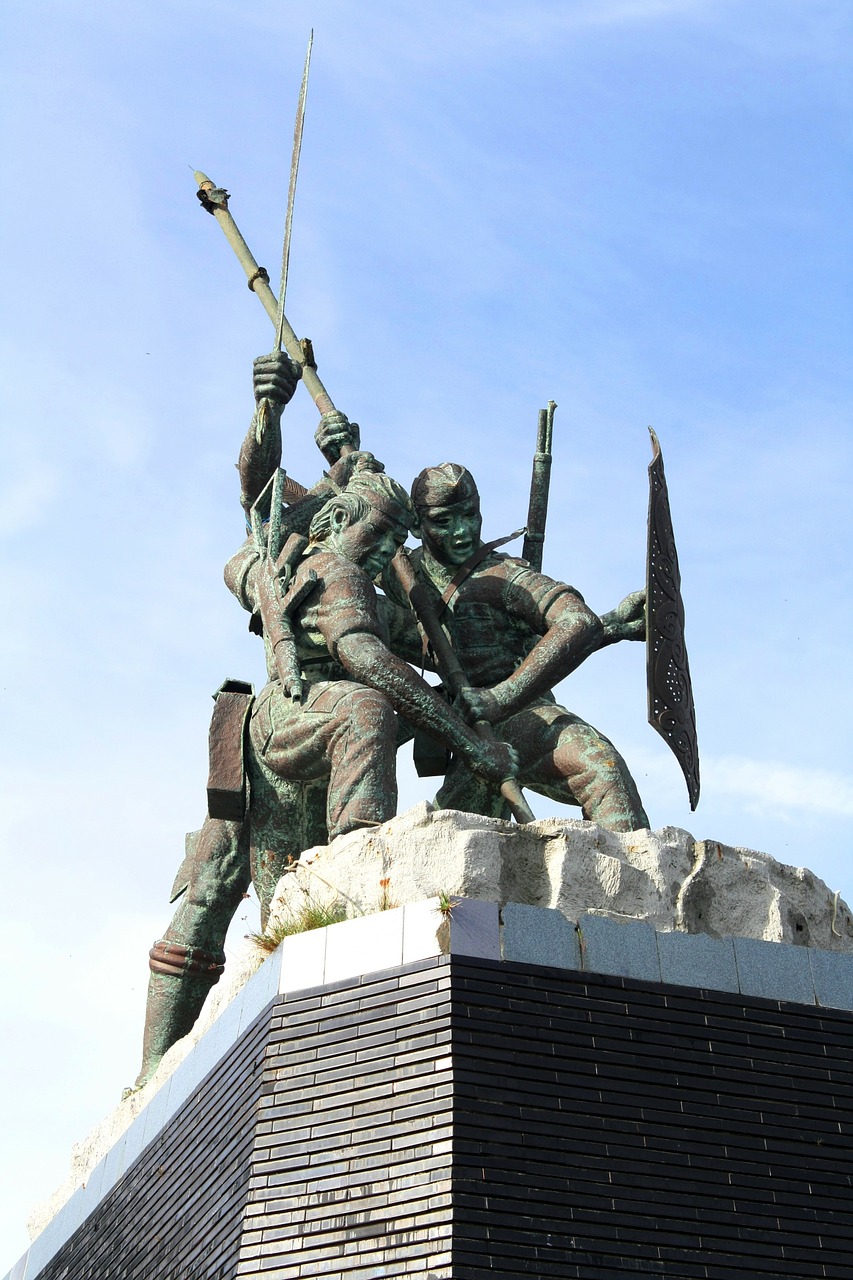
[522,401,556,573]
[195,71,530,815]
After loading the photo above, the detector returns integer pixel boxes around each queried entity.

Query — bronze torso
[413,549,577,689]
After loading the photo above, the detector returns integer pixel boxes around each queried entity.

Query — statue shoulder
[224,535,260,610]
[489,555,587,612]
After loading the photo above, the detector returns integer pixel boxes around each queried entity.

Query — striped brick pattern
[34,1005,273,1280]
[450,960,853,1279]
[28,955,853,1279]
[237,959,455,1278]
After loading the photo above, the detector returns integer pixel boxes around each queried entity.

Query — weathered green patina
[133,357,522,1089]
[398,463,648,831]
[128,148,697,1093]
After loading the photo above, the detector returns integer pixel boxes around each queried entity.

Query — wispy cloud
[0,465,61,538]
[703,755,853,819]
[486,0,710,39]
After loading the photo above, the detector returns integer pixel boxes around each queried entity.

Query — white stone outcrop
[267,803,853,952]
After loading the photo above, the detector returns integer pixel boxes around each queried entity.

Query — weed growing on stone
[250,898,348,953]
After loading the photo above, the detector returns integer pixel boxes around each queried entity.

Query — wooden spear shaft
[193,177,528,819]
[194,170,335,417]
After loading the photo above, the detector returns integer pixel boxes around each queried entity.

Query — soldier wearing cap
[132,374,519,1091]
[396,461,649,831]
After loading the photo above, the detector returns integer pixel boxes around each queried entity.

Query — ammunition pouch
[413,729,452,778]
[207,678,254,821]
[412,686,452,777]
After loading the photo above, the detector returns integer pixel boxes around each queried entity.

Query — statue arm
[237,353,300,514]
[598,590,647,645]
[237,355,381,527]
[336,632,515,783]
[238,407,282,514]
[458,590,604,725]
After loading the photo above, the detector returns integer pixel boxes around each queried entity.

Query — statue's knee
[347,687,395,733]
[186,822,249,908]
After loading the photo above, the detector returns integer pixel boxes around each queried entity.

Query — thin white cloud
[703,755,853,819]
[0,466,61,538]
[489,0,710,37]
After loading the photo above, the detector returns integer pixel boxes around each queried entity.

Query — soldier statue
[315,372,650,831]
[132,355,517,1089]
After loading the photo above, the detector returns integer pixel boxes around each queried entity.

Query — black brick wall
[236,959,455,1278]
[36,1003,273,1280]
[449,960,853,1279]
[30,954,853,1280]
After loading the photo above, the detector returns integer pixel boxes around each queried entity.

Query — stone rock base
[268,803,853,951]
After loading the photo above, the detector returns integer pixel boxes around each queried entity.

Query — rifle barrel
[522,401,556,573]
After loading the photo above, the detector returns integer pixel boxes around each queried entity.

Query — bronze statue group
[133,350,650,1089]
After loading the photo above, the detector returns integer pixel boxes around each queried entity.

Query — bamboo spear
[194,169,335,418]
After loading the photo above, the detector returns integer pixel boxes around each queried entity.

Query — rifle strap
[418,528,526,672]
[437,528,526,618]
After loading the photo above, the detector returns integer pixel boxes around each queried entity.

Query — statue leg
[251,680,399,843]
[510,703,649,833]
[246,753,329,928]
[322,684,398,836]
[132,816,250,1090]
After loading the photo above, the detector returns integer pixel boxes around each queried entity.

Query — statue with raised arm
[132,356,518,1090]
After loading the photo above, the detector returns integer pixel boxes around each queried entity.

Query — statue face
[331,508,408,578]
[418,498,483,566]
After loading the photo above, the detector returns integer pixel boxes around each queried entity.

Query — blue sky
[1,0,851,1267]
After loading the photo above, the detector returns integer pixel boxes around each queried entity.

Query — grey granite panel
[448,898,500,960]
[24,1188,85,1280]
[139,1073,173,1146]
[324,907,404,983]
[115,1106,149,1178]
[97,1128,127,1198]
[501,903,581,970]
[809,947,853,1011]
[657,929,739,993]
[240,945,282,1024]
[278,924,326,993]
[733,935,815,1004]
[579,914,662,982]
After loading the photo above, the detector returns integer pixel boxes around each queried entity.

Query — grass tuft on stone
[251,898,349,953]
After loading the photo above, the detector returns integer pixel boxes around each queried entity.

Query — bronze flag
[646,429,700,810]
